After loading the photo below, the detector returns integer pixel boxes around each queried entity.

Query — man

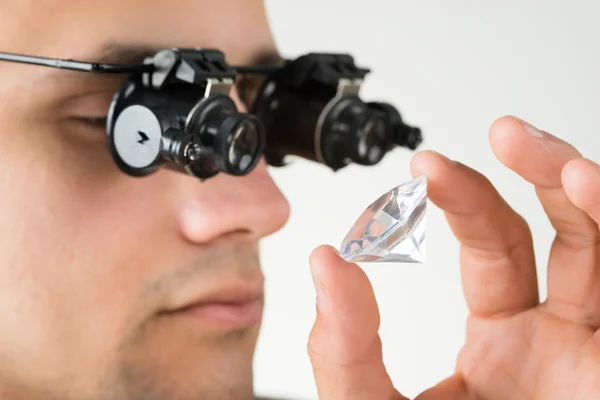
[0,1,598,400]
[0,1,289,399]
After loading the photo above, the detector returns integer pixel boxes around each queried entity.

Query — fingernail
[429,150,454,165]
[522,120,545,138]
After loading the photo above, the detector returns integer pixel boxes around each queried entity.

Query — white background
[253,1,600,399]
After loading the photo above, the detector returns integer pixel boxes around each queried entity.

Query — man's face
[0,1,290,399]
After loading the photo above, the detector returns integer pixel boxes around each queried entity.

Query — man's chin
[105,318,260,400]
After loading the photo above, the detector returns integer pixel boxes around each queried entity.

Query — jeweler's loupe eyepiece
[319,96,391,169]
[226,117,263,174]
[252,53,422,172]
[188,94,264,176]
[106,49,266,180]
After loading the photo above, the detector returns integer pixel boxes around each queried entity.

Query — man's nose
[175,160,291,244]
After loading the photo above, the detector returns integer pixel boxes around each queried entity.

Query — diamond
[340,176,427,263]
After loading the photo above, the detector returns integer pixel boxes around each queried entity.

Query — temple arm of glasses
[0,52,154,73]
[0,51,286,76]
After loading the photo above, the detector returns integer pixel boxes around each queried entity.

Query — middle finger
[489,116,600,327]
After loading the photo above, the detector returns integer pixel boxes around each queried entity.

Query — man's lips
[169,298,263,329]
[159,282,264,330]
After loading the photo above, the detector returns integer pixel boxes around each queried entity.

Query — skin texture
[308,117,600,399]
[0,1,290,399]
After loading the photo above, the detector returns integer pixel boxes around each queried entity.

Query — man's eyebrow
[38,45,282,87]
[94,42,160,65]
[35,43,159,84]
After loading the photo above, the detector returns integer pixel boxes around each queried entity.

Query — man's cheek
[0,252,83,388]
[0,220,147,396]
[0,151,155,382]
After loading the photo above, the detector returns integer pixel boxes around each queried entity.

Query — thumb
[308,245,408,400]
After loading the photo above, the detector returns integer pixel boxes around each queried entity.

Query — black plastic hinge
[177,49,237,82]
[277,53,370,90]
[146,48,237,89]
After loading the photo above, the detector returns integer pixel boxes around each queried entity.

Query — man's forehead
[0,0,268,56]
[0,0,276,91]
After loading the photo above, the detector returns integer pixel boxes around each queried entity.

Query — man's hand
[307,116,600,399]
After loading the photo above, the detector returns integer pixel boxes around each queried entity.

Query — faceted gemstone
[340,175,427,263]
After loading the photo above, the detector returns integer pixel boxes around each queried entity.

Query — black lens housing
[368,102,423,150]
[253,82,392,171]
[252,80,331,167]
[188,95,265,176]
[252,53,422,172]
[107,79,265,180]
[319,96,391,170]
[106,48,267,181]
[107,77,203,177]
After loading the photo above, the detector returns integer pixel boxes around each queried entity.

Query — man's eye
[72,116,108,130]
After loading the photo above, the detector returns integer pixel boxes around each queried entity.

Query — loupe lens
[357,113,387,165]
[253,80,398,171]
[187,95,265,177]
[228,119,261,173]
[208,110,264,176]
[320,97,393,169]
